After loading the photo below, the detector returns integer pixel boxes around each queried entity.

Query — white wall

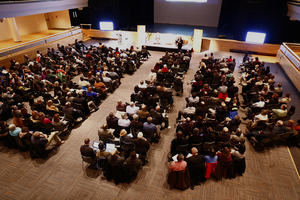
[154,0,222,27]
[48,10,71,29]
[0,20,13,42]
[0,0,88,19]
[15,14,48,36]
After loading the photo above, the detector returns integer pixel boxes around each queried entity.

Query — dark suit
[186,154,204,166]
[106,116,119,129]
[80,145,96,159]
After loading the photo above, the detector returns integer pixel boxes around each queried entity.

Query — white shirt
[183,106,196,114]
[252,101,265,108]
[78,80,90,87]
[126,105,139,115]
[118,118,131,127]
[148,72,157,82]
[188,96,199,104]
[254,114,268,122]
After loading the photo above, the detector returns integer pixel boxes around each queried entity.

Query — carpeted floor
[0,40,299,199]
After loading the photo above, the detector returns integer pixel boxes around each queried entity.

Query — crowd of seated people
[80,51,192,184]
[0,39,150,158]
[168,53,247,190]
[237,55,298,147]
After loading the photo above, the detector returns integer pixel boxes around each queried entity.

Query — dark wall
[69,0,154,31]
[219,0,291,44]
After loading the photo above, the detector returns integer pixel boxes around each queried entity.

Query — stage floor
[88,39,193,52]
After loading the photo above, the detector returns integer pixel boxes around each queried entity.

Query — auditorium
[1,0,300,199]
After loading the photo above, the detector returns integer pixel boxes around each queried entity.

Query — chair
[175,144,189,155]
[121,140,134,152]
[160,98,171,111]
[168,168,190,190]
[190,143,202,151]
[260,137,272,148]
[281,131,296,145]
[271,133,284,145]
[143,130,156,143]
[81,155,98,171]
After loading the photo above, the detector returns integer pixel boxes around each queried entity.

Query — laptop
[92,141,99,149]
[105,143,116,153]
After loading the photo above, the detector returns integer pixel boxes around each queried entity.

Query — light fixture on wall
[78,7,83,10]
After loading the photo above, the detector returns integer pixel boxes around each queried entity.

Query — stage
[88,38,193,52]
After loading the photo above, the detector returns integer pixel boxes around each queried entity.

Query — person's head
[21,126,28,133]
[130,113,138,122]
[285,93,290,98]
[130,102,135,107]
[130,151,137,160]
[65,102,71,107]
[120,129,127,137]
[8,124,16,132]
[155,106,160,111]
[101,123,108,130]
[223,127,229,134]
[277,120,284,127]
[186,117,191,122]
[193,128,200,136]
[281,104,287,110]
[84,138,90,145]
[109,112,114,118]
[222,147,230,158]
[33,131,41,139]
[32,110,39,119]
[137,132,143,139]
[20,107,28,115]
[261,109,268,116]
[87,87,93,92]
[47,100,53,107]
[191,147,198,155]
[207,127,213,133]
[177,154,184,162]
[121,113,127,119]
[117,99,122,105]
[234,115,240,121]
[39,112,45,123]
[98,141,105,150]
[53,113,60,122]
[147,117,152,124]
[176,131,184,139]
[141,104,146,111]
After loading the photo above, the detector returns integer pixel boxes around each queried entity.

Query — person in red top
[217,147,232,162]
[162,64,169,73]
[226,55,233,62]
[169,154,187,172]
[39,112,52,124]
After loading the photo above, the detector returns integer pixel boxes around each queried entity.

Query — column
[193,29,203,53]
[7,17,21,42]
[137,25,146,48]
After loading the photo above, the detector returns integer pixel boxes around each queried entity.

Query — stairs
[82,32,91,42]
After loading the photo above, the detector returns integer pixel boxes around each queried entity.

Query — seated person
[125,151,142,172]
[143,117,160,138]
[246,124,276,143]
[39,112,52,124]
[130,114,143,130]
[80,138,96,160]
[106,112,119,129]
[98,123,115,143]
[186,147,204,166]
[186,92,199,105]
[177,103,196,122]
[170,131,187,155]
[118,113,131,129]
[137,104,150,120]
[204,148,218,163]
[230,128,245,143]
[52,113,67,131]
[96,141,110,158]
[46,100,59,112]
[273,120,286,134]
[134,132,150,153]
[169,154,187,172]
[108,150,125,166]
[217,147,232,162]
[116,99,126,112]
[279,93,291,104]
[120,129,134,143]
[150,105,170,129]
[32,131,64,153]
[86,87,98,102]
[271,104,287,119]
[230,143,246,159]
[187,128,203,145]
[126,102,139,116]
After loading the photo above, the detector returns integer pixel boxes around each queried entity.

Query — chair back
[190,143,202,151]
[176,144,189,153]
[82,155,94,164]
[121,140,134,151]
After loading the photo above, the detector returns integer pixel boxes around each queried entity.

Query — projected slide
[166,0,207,2]
[246,32,266,44]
